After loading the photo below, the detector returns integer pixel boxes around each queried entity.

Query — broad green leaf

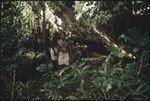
[66,96,77,100]
[136,83,146,92]
[106,84,112,92]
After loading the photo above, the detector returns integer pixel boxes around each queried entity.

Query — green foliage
[14,80,43,100]
[32,57,149,100]
[20,2,35,36]
[118,27,149,64]
[1,1,22,59]
[36,63,53,73]
[1,1,35,100]
[1,1,33,62]
[108,46,126,58]
[74,1,113,26]
[47,1,64,12]
[1,1,149,100]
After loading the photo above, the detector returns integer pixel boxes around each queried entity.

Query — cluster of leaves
[1,1,22,59]
[1,1,35,100]
[74,1,149,26]
[20,2,36,37]
[47,1,65,13]
[1,1,149,100]
[73,1,112,26]
[29,56,149,100]
[1,1,34,65]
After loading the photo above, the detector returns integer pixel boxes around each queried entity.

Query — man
[48,31,59,69]
[57,33,70,67]
[45,24,52,59]
[34,27,43,51]
[31,28,36,50]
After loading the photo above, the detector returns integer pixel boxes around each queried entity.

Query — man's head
[32,28,35,33]
[37,27,41,32]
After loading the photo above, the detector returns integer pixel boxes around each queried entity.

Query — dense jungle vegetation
[1,1,150,100]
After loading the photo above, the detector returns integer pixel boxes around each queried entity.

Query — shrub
[35,56,149,100]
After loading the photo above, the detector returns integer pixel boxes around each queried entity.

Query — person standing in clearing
[34,27,43,51]
[57,33,70,67]
[46,24,52,59]
[48,32,59,69]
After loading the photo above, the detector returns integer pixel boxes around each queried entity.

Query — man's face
[37,28,41,32]
[32,29,34,32]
